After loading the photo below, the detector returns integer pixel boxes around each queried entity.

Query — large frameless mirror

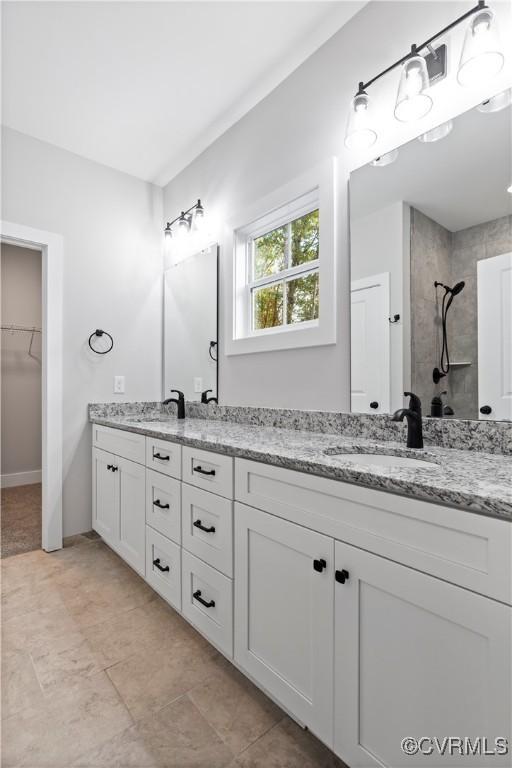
[349,93,512,421]
[164,244,218,403]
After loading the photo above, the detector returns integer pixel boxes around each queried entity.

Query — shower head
[434,280,465,296]
[451,281,465,296]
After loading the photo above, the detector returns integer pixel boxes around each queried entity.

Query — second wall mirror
[164,244,219,403]
[349,96,512,422]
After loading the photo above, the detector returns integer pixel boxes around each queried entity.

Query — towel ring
[88,329,114,355]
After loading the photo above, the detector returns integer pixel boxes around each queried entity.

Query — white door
[92,448,118,546]
[478,251,512,420]
[117,456,146,575]
[334,540,511,768]
[351,273,390,414]
[234,502,334,746]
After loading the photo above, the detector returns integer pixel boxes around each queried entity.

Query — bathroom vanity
[90,407,512,768]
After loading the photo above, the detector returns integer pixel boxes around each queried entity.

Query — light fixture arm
[165,199,203,230]
[357,0,487,94]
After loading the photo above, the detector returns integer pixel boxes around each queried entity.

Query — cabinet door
[334,540,512,768]
[92,448,118,546]
[234,502,334,746]
[117,456,146,575]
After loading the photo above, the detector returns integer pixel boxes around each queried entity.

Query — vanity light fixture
[163,199,205,240]
[345,0,505,149]
[418,119,454,143]
[477,88,512,112]
[394,47,433,122]
[457,6,504,86]
[345,88,377,150]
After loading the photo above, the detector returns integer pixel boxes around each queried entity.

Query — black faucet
[163,389,185,419]
[391,391,423,449]
[201,389,218,405]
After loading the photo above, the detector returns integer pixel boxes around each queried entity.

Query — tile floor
[1,535,346,767]
[1,484,42,559]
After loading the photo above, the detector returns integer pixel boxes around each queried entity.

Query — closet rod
[1,324,42,333]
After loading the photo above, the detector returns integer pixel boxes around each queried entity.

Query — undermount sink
[324,449,439,470]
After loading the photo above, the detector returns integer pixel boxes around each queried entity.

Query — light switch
[114,376,125,394]
[194,377,203,393]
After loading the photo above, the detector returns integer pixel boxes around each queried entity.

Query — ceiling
[350,101,512,232]
[2,1,364,186]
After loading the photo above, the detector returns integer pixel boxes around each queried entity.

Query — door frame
[1,220,63,551]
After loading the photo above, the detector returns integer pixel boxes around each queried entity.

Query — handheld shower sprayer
[432,280,465,384]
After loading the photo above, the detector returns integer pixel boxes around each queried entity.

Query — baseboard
[1,470,42,489]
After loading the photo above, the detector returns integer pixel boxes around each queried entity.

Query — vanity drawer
[235,458,512,604]
[181,550,233,657]
[181,485,233,577]
[146,437,181,479]
[92,424,145,464]
[146,469,181,544]
[182,446,233,499]
[145,526,181,611]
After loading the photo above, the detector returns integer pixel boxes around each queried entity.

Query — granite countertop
[90,414,512,520]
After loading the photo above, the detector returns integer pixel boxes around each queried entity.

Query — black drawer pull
[193,519,216,533]
[106,464,113,471]
[153,558,170,573]
[193,465,216,476]
[153,452,170,461]
[193,589,215,608]
[335,569,350,584]
[153,499,170,510]
[313,558,327,573]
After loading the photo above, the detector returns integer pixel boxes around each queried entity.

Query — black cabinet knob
[370,401,379,410]
[335,569,350,584]
[313,558,327,573]
[479,405,492,415]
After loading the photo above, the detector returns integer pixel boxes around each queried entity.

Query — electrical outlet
[194,377,203,393]
[114,376,125,394]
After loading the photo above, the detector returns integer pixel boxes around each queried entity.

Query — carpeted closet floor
[1,483,42,558]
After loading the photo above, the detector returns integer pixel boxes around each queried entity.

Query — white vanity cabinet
[234,502,334,746]
[92,447,118,545]
[92,425,512,768]
[92,427,146,576]
[334,540,512,768]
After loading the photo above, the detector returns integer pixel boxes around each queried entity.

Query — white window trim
[224,157,337,355]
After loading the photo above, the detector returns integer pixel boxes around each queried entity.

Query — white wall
[162,0,511,410]
[1,243,42,481]
[351,202,410,412]
[1,128,163,536]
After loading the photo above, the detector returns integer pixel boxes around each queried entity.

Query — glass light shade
[193,205,205,231]
[477,89,512,113]
[164,224,172,239]
[457,8,504,86]
[508,184,512,194]
[418,119,453,143]
[344,92,377,150]
[394,55,433,122]
[370,149,399,167]
[176,214,190,240]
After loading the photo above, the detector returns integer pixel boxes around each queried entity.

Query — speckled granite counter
[90,410,512,521]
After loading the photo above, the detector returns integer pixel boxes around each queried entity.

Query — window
[251,209,319,332]
[226,159,337,355]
